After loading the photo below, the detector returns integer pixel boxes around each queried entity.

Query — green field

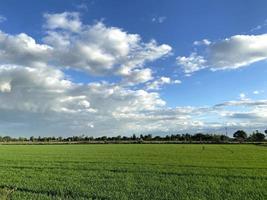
[0,144,266,200]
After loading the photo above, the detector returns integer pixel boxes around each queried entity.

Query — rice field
[0,144,266,199]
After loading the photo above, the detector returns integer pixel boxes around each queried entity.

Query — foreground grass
[0,144,265,199]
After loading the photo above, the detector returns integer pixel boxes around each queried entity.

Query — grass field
[0,144,266,200]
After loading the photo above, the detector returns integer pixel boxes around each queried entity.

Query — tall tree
[233,130,247,141]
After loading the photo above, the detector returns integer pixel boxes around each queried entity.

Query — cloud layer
[1,64,265,136]
[0,12,174,136]
[0,12,266,137]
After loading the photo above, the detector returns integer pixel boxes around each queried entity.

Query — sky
[0,0,267,137]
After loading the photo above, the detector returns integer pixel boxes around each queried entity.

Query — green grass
[0,144,265,199]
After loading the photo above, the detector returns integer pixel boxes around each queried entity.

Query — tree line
[0,129,266,143]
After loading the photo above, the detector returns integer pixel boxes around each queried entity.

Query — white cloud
[239,93,247,100]
[0,81,11,93]
[253,90,264,95]
[176,53,207,74]
[250,19,267,32]
[0,15,6,23]
[146,76,181,91]
[152,16,167,24]
[0,32,52,67]
[0,65,73,112]
[215,99,267,107]
[193,39,211,46]
[0,64,168,136]
[43,19,171,84]
[43,12,82,32]
[76,3,89,11]
[250,25,262,32]
[0,13,171,86]
[122,68,153,85]
[177,33,267,73]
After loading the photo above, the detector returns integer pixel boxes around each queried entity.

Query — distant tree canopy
[0,129,265,143]
[233,130,248,141]
[248,130,265,142]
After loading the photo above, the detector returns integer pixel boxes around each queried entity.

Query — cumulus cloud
[177,34,267,74]
[0,82,11,92]
[0,12,171,86]
[42,14,172,83]
[43,12,82,32]
[0,64,168,136]
[0,65,74,113]
[176,53,207,74]
[0,31,52,67]
[146,76,181,91]
[122,68,153,85]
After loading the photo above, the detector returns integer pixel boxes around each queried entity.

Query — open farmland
[0,144,266,199]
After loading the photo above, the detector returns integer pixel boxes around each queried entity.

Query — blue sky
[0,0,266,136]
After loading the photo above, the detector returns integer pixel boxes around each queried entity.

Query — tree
[192,133,205,141]
[132,134,136,140]
[265,129,267,135]
[220,135,229,142]
[233,130,247,141]
[143,134,152,141]
[249,130,265,142]
[115,135,121,140]
[29,136,35,142]
[182,133,191,141]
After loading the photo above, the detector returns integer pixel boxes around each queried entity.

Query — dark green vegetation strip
[0,144,265,200]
